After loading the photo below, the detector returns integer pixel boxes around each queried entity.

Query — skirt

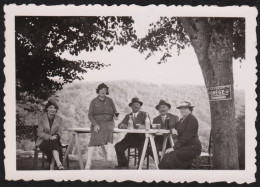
[159,148,199,169]
[89,120,115,147]
[39,139,63,163]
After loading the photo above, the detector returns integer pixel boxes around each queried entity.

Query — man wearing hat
[149,100,179,157]
[114,97,147,169]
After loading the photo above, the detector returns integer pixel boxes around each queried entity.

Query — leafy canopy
[16,16,136,100]
[133,17,245,64]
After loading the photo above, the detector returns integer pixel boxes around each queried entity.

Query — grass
[16,150,156,170]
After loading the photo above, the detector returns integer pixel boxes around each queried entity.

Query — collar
[180,113,191,122]
[132,111,140,116]
[161,115,167,119]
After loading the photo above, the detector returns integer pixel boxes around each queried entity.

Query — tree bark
[179,18,239,169]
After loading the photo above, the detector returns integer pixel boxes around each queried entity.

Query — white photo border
[3,4,258,183]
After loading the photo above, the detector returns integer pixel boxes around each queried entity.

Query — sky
[60,15,246,89]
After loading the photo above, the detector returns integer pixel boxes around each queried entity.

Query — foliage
[16,16,136,100]
[133,17,245,64]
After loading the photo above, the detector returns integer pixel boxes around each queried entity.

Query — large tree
[133,17,245,169]
[16,16,136,100]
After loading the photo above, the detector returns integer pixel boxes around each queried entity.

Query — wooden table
[62,127,174,170]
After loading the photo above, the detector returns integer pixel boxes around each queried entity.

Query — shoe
[57,165,65,170]
[106,160,113,168]
[114,165,128,169]
[85,164,91,170]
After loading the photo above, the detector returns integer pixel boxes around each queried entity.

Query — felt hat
[155,100,171,110]
[96,83,109,94]
[128,97,143,107]
[176,101,194,109]
[45,99,59,111]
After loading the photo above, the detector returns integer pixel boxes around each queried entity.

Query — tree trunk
[179,18,239,169]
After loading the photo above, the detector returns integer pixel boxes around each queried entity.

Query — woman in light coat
[36,100,64,170]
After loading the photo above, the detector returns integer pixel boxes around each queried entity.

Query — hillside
[55,80,244,151]
[17,80,245,157]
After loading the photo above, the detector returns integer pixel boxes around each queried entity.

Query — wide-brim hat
[155,100,171,110]
[176,101,194,109]
[128,97,143,107]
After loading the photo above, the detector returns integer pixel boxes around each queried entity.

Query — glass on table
[152,123,161,129]
[136,124,145,129]
[151,123,157,129]
[156,124,162,129]
[114,112,119,120]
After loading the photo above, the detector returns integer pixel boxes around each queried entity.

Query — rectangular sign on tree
[208,85,232,101]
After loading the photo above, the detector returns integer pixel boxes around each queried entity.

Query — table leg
[75,132,84,170]
[138,135,149,170]
[160,135,168,161]
[149,135,159,170]
[63,133,75,167]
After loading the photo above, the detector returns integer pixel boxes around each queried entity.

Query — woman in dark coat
[85,83,118,169]
[36,100,64,170]
[159,101,202,169]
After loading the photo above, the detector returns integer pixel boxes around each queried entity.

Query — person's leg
[136,136,145,166]
[115,135,130,167]
[85,146,94,169]
[148,135,164,159]
[52,150,62,167]
[175,149,197,169]
[155,136,164,152]
[158,151,177,169]
[50,157,55,170]
[101,144,113,168]
[105,143,113,162]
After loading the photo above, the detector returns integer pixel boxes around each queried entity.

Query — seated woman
[85,83,118,169]
[159,101,202,169]
[35,100,64,170]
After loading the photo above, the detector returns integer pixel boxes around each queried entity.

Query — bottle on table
[145,113,151,131]
[165,116,170,129]
[128,115,134,130]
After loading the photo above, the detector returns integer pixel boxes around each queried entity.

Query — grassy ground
[16,151,156,170]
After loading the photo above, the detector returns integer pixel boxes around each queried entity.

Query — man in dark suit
[115,97,147,168]
[149,100,179,156]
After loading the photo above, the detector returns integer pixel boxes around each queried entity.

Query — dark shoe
[114,165,128,169]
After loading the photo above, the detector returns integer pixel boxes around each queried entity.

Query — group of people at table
[36,83,202,170]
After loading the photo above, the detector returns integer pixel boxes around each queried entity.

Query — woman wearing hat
[35,100,64,170]
[159,101,202,169]
[86,83,118,169]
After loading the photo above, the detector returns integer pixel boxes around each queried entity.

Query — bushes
[17,140,35,151]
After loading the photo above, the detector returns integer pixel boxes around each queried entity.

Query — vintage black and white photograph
[4,5,257,183]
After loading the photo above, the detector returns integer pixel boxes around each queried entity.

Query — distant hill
[53,80,244,152]
[16,80,245,167]
[16,80,245,162]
